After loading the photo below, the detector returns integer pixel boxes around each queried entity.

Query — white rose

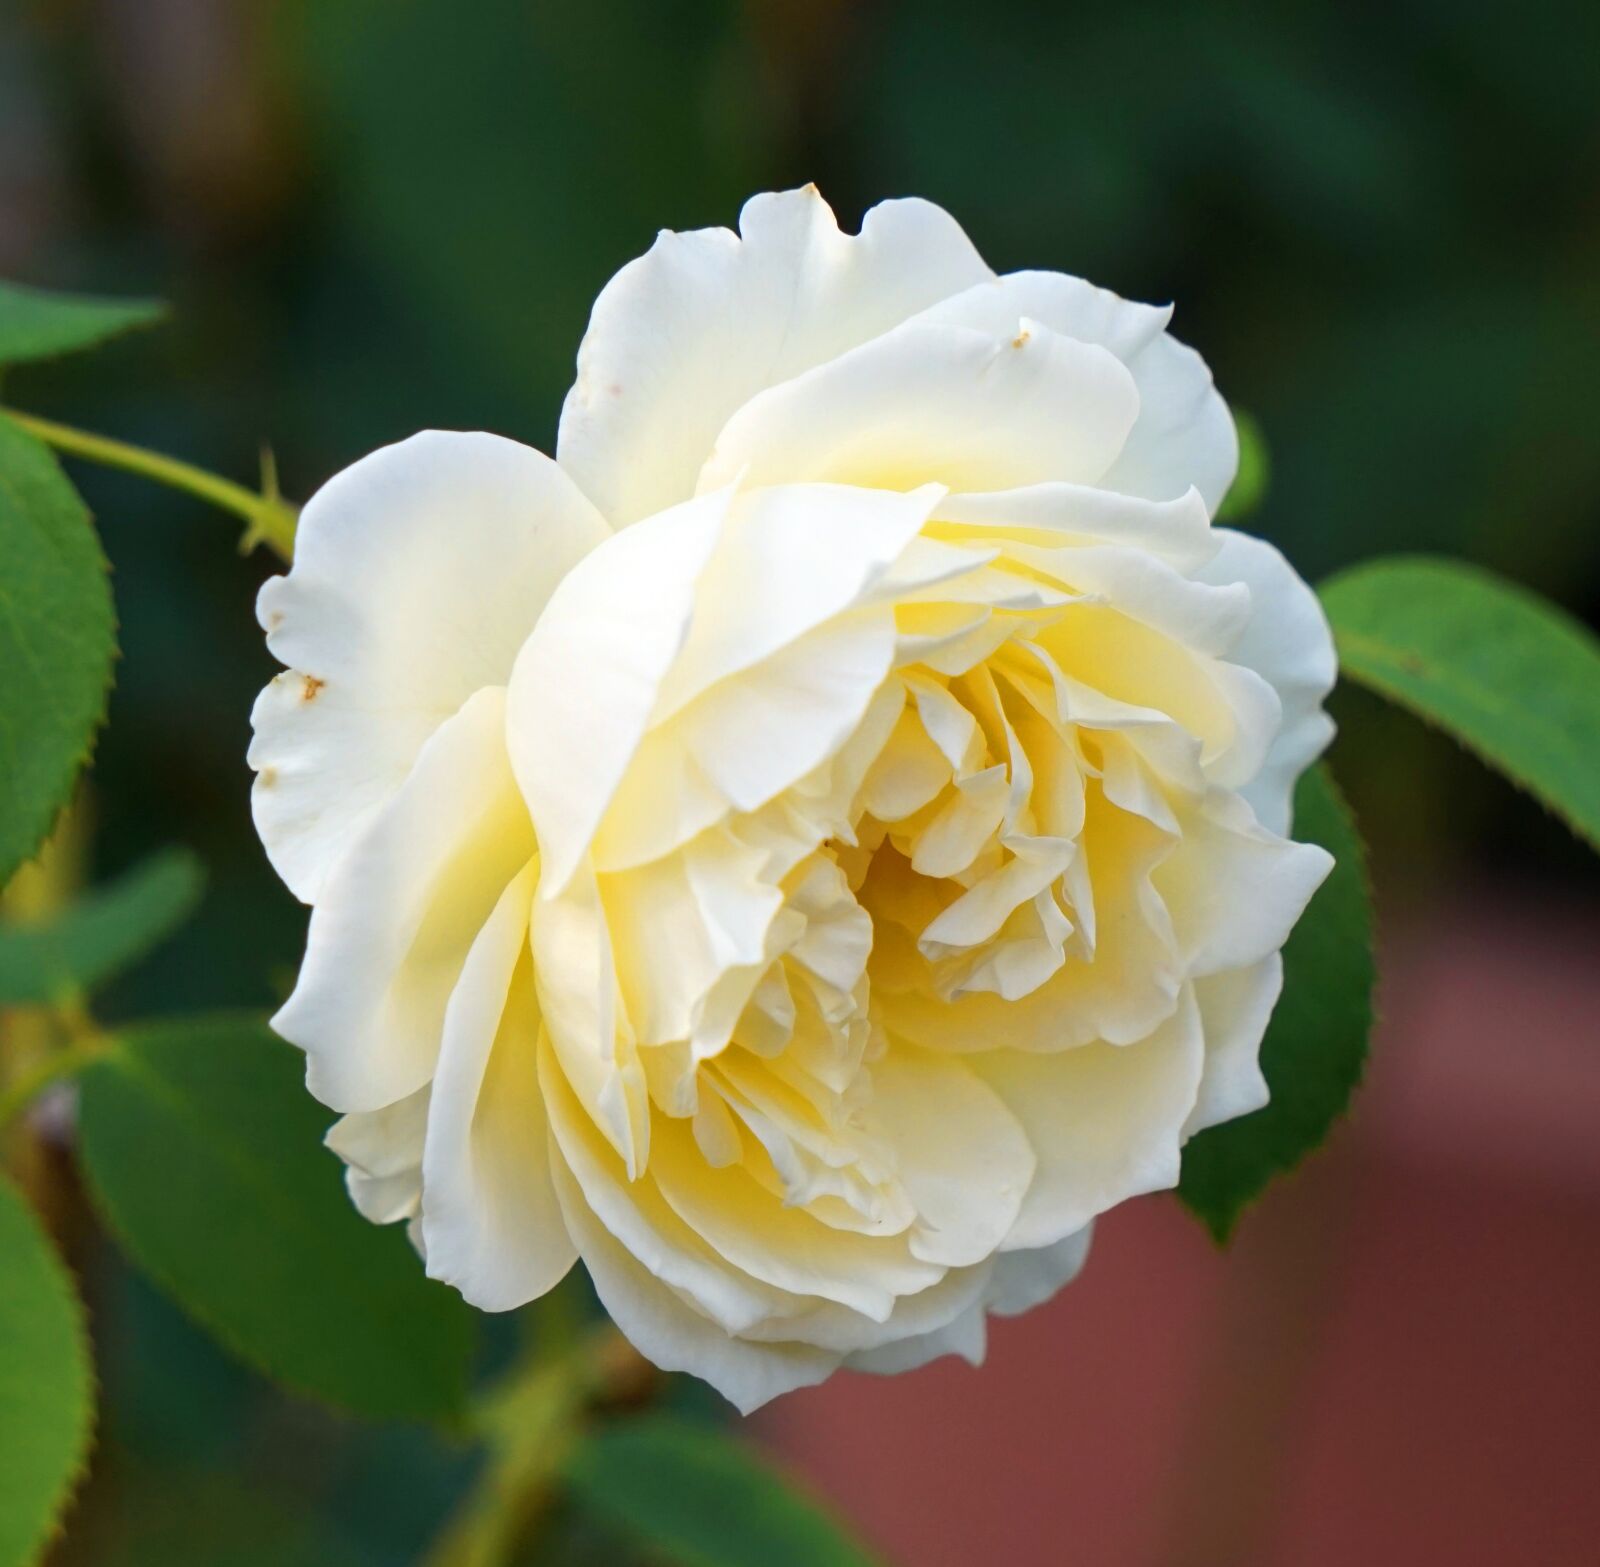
[250,186,1335,1412]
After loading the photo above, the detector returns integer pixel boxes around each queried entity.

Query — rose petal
[557,185,992,527]
[420,861,577,1311]
[916,271,1237,512]
[1196,529,1338,835]
[976,987,1205,1249]
[549,1155,840,1415]
[250,431,607,903]
[272,686,533,1112]
[1184,955,1282,1136]
[698,319,1140,497]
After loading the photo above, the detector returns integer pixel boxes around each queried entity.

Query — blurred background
[3,0,1598,1562]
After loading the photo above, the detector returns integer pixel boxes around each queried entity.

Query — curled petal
[508,489,728,896]
[273,687,534,1113]
[1197,530,1338,835]
[421,862,577,1311]
[250,431,607,903]
[548,1154,840,1415]
[976,987,1206,1250]
[916,271,1237,512]
[698,319,1140,497]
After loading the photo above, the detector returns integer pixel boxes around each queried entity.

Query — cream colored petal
[1184,955,1281,1137]
[977,988,1206,1250]
[872,1048,1035,1267]
[420,862,577,1311]
[532,870,651,1176]
[507,487,729,896]
[602,831,782,1050]
[743,1257,992,1357]
[647,1117,947,1321]
[652,482,945,723]
[272,687,534,1114]
[667,610,900,818]
[935,482,1218,572]
[549,1155,840,1415]
[326,1086,429,1226]
[984,1226,1094,1318]
[697,319,1140,497]
[250,431,607,904]
[878,785,1183,1054]
[1155,790,1333,978]
[845,1301,988,1376]
[1197,529,1337,835]
[557,186,992,527]
[538,1035,780,1334]
[1036,599,1282,791]
[914,271,1237,512]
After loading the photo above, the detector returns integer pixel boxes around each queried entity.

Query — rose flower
[250,187,1335,1411]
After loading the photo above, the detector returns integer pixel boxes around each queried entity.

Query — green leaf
[0,1177,94,1567]
[0,280,165,367]
[0,416,116,889]
[1215,409,1270,523]
[1321,556,1600,852]
[1178,765,1374,1243]
[565,1416,882,1567]
[77,1016,476,1423]
[0,848,203,1005]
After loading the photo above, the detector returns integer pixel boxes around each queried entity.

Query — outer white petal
[507,489,729,896]
[976,987,1206,1250]
[272,687,534,1113]
[984,1226,1094,1318]
[915,271,1237,512]
[741,1258,993,1357]
[325,1087,429,1225]
[845,1302,988,1376]
[249,431,608,903]
[697,319,1139,497]
[1183,956,1281,1137]
[1102,334,1238,517]
[1155,792,1332,979]
[420,862,577,1311]
[848,1226,1097,1375]
[1198,529,1338,835]
[550,1156,841,1415]
[557,186,992,527]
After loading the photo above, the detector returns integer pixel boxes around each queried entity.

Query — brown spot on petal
[1012,329,1032,349]
[301,675,326,702]
[258,766,278,788]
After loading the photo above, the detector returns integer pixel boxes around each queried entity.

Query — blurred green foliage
[1,0,1596,1559]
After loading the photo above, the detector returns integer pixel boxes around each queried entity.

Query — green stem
[0,1035,104,1132]
[422,1323,651,1567]
[1,407,297,560]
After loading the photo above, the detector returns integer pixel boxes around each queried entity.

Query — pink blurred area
[757,896,1600,1566]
